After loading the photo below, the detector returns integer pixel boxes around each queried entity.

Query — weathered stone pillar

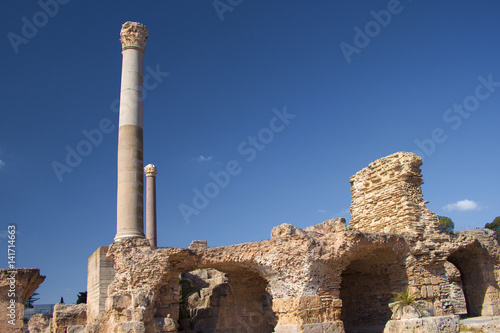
[0,269,45,333]
[115,21,148,241]
[144,164,157,248]
[87,246,114,323]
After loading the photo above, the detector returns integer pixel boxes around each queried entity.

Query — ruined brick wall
[62,151,500,333]
[349,152,433,233]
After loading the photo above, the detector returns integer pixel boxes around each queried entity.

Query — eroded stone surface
[52,304,87,333]
[349,152,435,235]
[384,315,460,333]
[27,313,52,333]
[39,151,498,333]
[0,268,45,333]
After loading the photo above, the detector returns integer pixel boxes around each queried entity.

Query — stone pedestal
[115,21,148,241]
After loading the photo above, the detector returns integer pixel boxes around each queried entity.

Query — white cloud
[197,155,213,162]
[318,209,327,214]
[0,160,5,169]
[443,199,480,212]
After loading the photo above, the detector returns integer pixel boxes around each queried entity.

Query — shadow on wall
[156,268,276,333]
[340,247,408,333]
[447,241,500,317]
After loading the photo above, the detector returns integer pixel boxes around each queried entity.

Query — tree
[59,297,64,304]
[438,216,454,233]
[485,216,500,242]
[25,291,40,308]
[76,291,87,304]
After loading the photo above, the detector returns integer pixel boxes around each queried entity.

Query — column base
[114,233,145,242]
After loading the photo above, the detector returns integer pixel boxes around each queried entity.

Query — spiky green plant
[390,287,421,314]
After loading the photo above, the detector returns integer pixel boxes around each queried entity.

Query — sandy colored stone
[384,315,460,333]
[0,269,45,333]
[79,152,500,333]
[27,313,52,333]
[52,304,87,333]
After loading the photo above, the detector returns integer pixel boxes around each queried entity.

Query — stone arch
[178,267,274,332]
[447,242,500,317]
[339,247,407,333]
[173,264,276,332]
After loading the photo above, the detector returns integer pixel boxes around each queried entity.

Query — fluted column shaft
[115,22,148,241]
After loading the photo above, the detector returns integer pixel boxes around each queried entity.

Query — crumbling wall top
[349,152,433,234]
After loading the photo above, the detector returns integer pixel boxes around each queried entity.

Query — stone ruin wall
[20,152,500,333]
[80,225,500,333]
[349,152,438,234]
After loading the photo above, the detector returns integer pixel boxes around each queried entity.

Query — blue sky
[1,0,499,305]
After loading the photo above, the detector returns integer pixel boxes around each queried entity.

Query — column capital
[144,164,157,177]
[120,21,148,50]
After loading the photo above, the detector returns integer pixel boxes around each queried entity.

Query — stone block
[274,324,300,333]
[330,298,342,308]
[110,322,146,333]
[271,223,306,238]
[188,240,207,250]
[28,313,52,333]
[322,320,345,333]
[132,292,153,308]
[52,304,87,333]
[301,323,323,333]
[67,325,85,333]
[106,294,131,311]
[383,315,459,333]
[154,317,178,332]
[298,295,322,309]
[87,247,114,322]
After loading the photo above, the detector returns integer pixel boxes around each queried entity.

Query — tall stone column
[144,164,157,248]
[115,22,148,241]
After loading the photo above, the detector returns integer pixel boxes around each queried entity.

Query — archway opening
[178,267,276,332]
[447,243,498,317]
[340,248,404,333]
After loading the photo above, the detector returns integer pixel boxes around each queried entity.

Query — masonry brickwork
[27,152,500,333]
[349,152,433,234]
